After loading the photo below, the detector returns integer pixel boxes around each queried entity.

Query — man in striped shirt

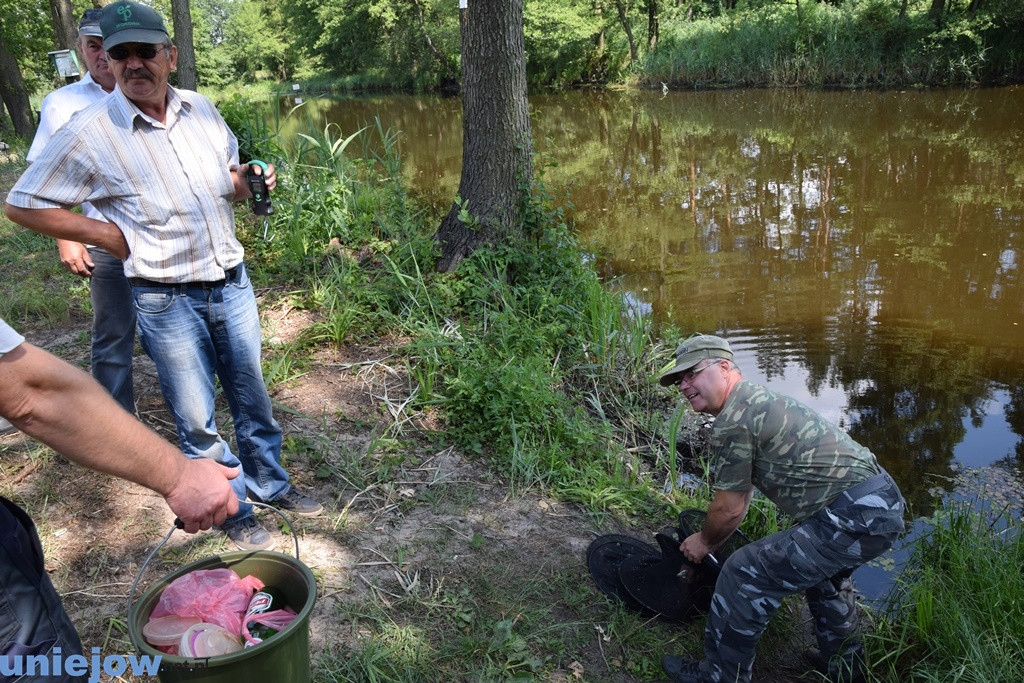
[5,0,321,551]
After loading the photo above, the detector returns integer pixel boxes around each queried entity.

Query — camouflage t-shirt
[711,380,880,522]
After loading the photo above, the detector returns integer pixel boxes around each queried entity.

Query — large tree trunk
[0,93,12,138]
[170,0,197,90]
[614,0,638,63]
[0,28,35,138]
[434,0,533,273]
[646,0,658,52]
[49,0,78,50]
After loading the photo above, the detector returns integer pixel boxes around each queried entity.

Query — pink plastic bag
[242,607,298,646]
[150,568,265,635]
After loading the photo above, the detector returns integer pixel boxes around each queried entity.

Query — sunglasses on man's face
[107,45,162,61]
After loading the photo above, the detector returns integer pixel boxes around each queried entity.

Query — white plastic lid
[178,623,242,658]
[143,615,202,647]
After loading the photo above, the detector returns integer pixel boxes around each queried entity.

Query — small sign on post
[48,49,82,80]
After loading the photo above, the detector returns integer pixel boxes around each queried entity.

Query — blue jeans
[87,247,136,413]
[131,263,290,524]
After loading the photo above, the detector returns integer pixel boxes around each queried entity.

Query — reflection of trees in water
[733,326,990,516]
[1005,385,1024,462]
[840,336,986,515]
[298,89,1024,510]
[556,89,1024,513]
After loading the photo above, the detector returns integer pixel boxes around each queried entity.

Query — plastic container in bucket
[127,508,316,683]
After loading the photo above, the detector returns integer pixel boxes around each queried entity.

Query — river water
[275,88,1024,592]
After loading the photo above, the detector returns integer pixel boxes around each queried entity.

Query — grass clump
[0,145,89,326]
[865,498,1024,682]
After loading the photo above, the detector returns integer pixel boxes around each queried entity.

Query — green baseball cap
[658,334,733,386]
[100,1,169,49]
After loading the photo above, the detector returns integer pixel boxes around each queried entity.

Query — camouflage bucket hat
[658,334,734,387]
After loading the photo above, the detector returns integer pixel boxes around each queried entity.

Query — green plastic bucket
[127,548,316,682]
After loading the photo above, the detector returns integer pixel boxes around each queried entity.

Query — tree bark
[614,0,637,63]
[434,0,533,273]
[49,0,78,50]
[0,27,35,138]
[170,0,197,90]
[646,0,658,53]
[0,93,12,138]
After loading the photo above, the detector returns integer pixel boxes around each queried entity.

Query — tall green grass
[865,499,1024,682]
[0,150,88,325]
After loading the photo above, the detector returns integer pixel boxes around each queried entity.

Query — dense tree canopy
[1,0,1021,134]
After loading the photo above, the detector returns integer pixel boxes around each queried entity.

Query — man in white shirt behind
[26,9,136,413]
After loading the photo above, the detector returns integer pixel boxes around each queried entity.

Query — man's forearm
[0,342,241,531]
[4,204,127,258]
[702,487,755,549]
[0,342,183,495]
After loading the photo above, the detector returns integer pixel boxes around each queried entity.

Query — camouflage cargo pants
[702,471,906,683]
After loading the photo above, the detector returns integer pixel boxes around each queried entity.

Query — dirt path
[0,305,821,682]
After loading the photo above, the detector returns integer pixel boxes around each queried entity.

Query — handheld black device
[246,160,273,216]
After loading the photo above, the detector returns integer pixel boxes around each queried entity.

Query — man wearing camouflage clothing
[658,335,905,683]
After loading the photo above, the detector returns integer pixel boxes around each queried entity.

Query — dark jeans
[0,497,85,682]
[87,247,136,413]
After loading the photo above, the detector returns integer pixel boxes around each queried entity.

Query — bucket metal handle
[126,502,300,619]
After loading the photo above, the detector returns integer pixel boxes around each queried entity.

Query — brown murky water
[275,88,1024,530]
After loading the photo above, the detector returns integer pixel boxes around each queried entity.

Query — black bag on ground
[586,509,751,623]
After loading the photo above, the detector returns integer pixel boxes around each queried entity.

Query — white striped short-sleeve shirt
[7,85,244,283]
[26,72,110,224]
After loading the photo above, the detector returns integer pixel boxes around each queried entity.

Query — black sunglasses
[107,45,162,61]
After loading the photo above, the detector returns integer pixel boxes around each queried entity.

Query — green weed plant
[866,497,1024,682]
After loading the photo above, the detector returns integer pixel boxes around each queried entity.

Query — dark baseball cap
[78,9,103,38]
[658,334,734,386]
[100,1,169,49]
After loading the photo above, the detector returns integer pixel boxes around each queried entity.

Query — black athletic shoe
[661,655,709,683]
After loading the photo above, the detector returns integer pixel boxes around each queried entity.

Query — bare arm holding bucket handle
[681,487,754,564]
[0,341,240,532]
